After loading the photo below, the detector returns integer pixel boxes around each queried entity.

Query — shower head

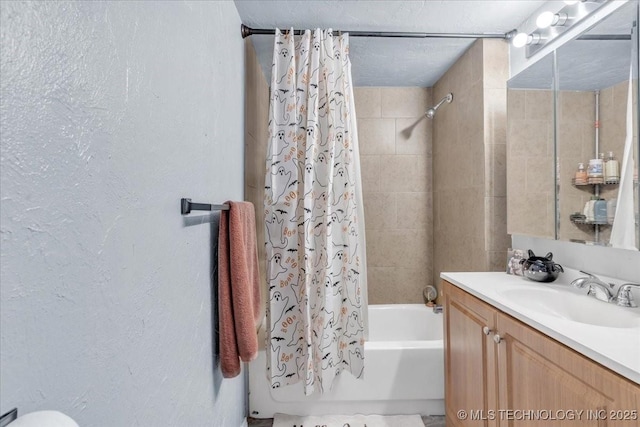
[425,92,453,119]
[400,92,454,138]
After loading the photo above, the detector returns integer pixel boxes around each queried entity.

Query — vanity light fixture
[512,0,607,58]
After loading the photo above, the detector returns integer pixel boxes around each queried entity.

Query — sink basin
[499,287,640,329]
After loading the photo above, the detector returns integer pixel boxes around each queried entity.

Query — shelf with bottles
[570,196,615,228]
[571,178,619,187]
[568,215,611,226]
[571,174,637,186]
[569,153,623,235]
[572,152,621,187]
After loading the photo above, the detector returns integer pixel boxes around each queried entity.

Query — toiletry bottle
[605,151,619,184]
[607,198,617,224]
[594,199,607,224]
[588,153,604,184]
[575,162,587,185]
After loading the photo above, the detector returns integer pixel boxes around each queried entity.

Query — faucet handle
[572,270,597,288]
[613,283,640,308]
[578,271,610,284]
[576,271,614,287]
[572,271,612,290]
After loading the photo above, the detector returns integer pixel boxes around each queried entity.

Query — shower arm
[425,93,453,117]
[433,93,453,110]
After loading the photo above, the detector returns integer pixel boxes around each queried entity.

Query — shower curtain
[610,62,638,249]
[264,28,367,395]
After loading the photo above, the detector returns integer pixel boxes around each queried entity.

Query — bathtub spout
[432,305,443,314]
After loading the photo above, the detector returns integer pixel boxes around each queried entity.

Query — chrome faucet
[572,271,640,308]
[612,283,640,308]
[571,271,614,303]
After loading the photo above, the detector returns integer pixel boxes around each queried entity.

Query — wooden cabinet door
[444,281,500,427]
[496,312,640,427]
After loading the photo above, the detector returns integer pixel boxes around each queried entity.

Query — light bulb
[536,11,555,29]
[512,32,528,48]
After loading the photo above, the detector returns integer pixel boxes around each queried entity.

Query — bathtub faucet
[432,305,443,314]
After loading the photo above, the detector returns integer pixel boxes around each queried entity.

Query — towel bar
[0,408,17,427]
[181,198,229,215]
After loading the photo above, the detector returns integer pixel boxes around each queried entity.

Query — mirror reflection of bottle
[588,153,604,184]
[604,151,619,184]
[594,199,607,224]
[583,197,597,223]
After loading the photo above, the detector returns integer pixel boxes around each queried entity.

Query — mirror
[507,1,640,250]
[556,1,639,249]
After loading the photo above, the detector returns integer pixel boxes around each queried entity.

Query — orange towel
[218,201,261,378]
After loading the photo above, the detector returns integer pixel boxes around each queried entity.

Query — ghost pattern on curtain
[264,28,365,395]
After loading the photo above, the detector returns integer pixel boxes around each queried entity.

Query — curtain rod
[241,24,514,40]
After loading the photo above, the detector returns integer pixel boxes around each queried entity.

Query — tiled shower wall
[432,39,510,294]
[354,87,434,304]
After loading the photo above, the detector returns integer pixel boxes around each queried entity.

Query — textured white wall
[0,1,246,426]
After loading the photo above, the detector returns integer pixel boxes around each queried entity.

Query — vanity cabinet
[443,280,640,427]
[443,279,498,427]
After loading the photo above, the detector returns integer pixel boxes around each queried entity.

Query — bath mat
[273,413,425,427]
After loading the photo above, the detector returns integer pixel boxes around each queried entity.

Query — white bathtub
[248,304,444,417]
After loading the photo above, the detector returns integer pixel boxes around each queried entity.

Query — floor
[248,415,446,427]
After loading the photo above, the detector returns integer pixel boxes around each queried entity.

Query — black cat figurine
[520,250,564,282]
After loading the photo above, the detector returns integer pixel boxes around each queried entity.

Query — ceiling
[233,0,549,87]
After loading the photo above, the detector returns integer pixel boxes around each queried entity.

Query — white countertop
[441,271,640,385]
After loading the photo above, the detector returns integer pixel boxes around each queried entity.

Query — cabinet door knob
[483,326,492,335]
[493,334,502,344]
